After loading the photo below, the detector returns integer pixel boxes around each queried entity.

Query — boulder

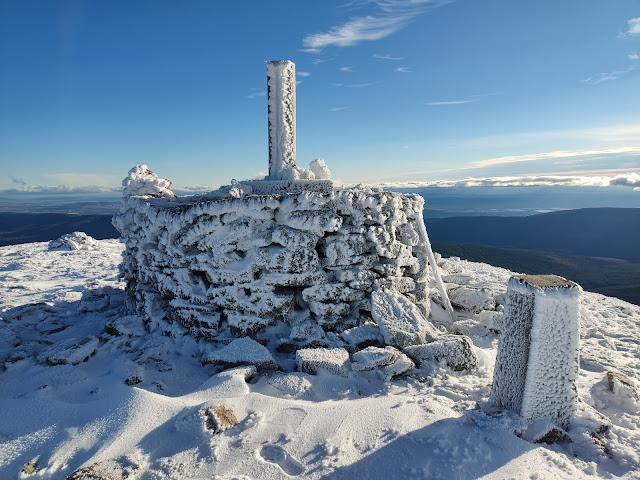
[371,287,439,348]
[404,335,477,371]
[203,337,277,371]
[296,347,349,376]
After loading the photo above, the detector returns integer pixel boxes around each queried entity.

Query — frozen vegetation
[1,237,639,479]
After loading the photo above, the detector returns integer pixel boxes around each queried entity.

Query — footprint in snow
[258,445,304,476]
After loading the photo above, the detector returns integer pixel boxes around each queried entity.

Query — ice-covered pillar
[267,60,296,178]
[489,275,581,428]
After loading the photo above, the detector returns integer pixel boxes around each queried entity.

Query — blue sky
[1,0,639,191]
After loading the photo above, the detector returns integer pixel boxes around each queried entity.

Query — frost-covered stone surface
[113,187,431,348]
[203,337,277,371]
[49,232,100,251]
[296,347,350,376]
[371,287,437,348]
[404,335,477,371]
[121,164,175,198]
[490,275,581,428]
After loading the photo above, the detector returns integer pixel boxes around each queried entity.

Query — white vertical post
[266,60,296,179]
[490,275,581,428]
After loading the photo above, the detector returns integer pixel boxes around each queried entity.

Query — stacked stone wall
[113,188,431,342]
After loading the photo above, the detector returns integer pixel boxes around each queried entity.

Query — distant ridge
[426,208,640,263]
[0,213,119,247]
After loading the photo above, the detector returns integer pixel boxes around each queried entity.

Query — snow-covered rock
[122,164,175,198]
[37,336,99,366]
[48,232,100,251]
[351,346,398,371]
[203,338,277,371]
[448,285,495,313]
[309,158,331,180]
[114,182,431,343]
[296,347,350,376]
[404,335,477,371]
[351,345,415,380]
[490,275,581,428]
[340,324,385,351]
[371,287,438,348]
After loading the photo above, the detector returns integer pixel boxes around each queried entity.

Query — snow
[1,239,640,479]
[121,164,175,198]
[48,232,100,251]
[309,158,331,180]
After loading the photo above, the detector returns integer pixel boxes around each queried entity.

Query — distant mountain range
[426,208,640,263]
[1,208,638,305]
[0,213,119,247]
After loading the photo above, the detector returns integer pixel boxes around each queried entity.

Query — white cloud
[347,81,380,88]
[427,99,477,105]
[247,89,266,99]
[582,66,635,84]
[470,147,640,168]
[629,53,639,60]
[394,67,411,72]
[340,66,355,72]
[627,17,640,35]
[1,185,120,194]
[302,1,450,51]
[373,53,404,60]
[297,71,312,77]
[45,173,117,187]
[329,106,348,112]
[371,172,640,190]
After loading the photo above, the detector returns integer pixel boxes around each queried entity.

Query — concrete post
[490,275,581,428]
[266,60,296,178]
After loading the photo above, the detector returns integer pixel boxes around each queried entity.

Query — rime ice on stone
[489,275,581,428]
[267,60,296,179]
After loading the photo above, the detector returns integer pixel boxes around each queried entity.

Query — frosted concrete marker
[267,60,296,178]
[490,275,581,428]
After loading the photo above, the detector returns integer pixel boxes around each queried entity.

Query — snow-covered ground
[1,238,638,479]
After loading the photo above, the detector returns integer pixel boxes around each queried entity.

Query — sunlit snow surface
[1,240,638,479]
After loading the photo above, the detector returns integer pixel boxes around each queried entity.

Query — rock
[38,336,99,366]
[79,286,122,313]
[122,164,175,198]
[448,286,495,313]
[125,376,142,386]
[351,346,398,371]
[351,346,415,380]
[379,351,414,380]
[371,288,439,348]
[67,458,140,479]
[404,335,477,371]
[22,459,38,475]
[296,348,350,376]
[309,158,331,180]
[340,324,385,351]
[607,371,639,402]
[607,371,635,392]
[48,231,99,251]
[203,405,239,433]
[452,319,488,337]
[203,338,277,371]
[521,419,569,444]
[476,310,503,332]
